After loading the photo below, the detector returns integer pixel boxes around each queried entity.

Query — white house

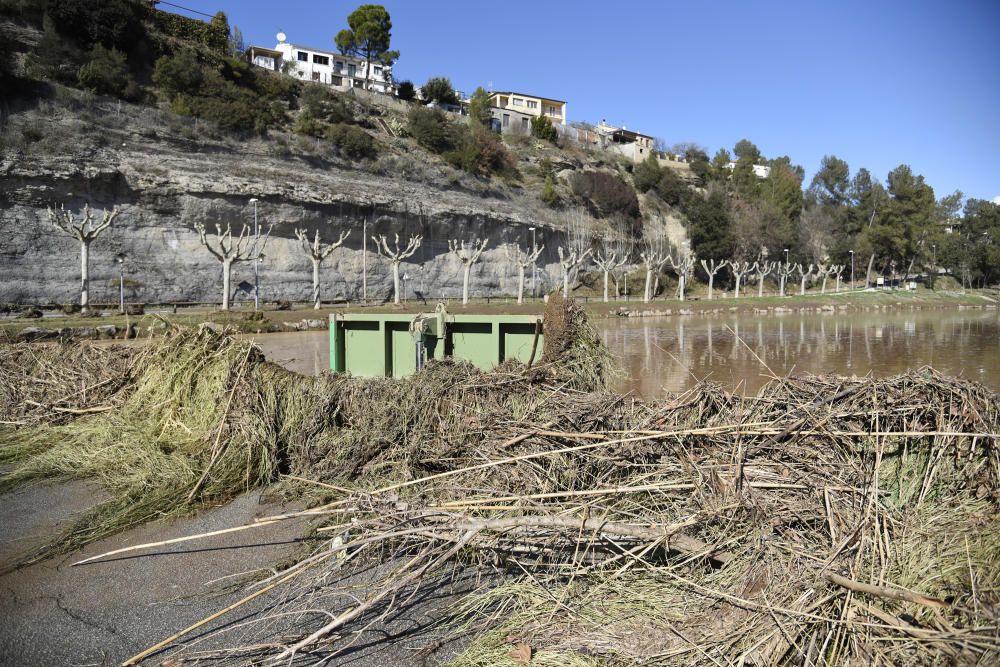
[724,161,771,179]
[248,32,395,95]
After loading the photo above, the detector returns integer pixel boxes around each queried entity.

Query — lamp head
[115,252,126,264]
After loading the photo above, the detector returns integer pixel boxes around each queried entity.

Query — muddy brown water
[249,309,1000,397]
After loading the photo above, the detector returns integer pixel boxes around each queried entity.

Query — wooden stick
[825,572,950,609]
[73,520,284,566]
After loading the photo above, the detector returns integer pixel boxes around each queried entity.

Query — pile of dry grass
[2,307,999,665]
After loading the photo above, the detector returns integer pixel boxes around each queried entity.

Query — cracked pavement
[0,482,311,666]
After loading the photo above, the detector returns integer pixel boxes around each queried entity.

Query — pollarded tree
[557,246,592,298]
[755,260,775,297]
[699,258,728,300]
[832,264,846,292]
[503,242,543,304]
[795,263,815,295]
[295,227,350,309]
[195,222,268,311]
[729,260,756,298]
[670,251,696,301]
[373,233,422,305]
[48,203,119,313]
[557,213,593,298]
[593,235,622,303]
[640,221,671,303]
[449,238,489,305]
[776,261,795,297]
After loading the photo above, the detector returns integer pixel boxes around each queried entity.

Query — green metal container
[329,305,543,377]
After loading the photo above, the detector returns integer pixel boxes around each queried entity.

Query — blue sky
[166,0,999,203]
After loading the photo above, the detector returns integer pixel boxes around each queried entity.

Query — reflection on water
[250,310,999,397]
[602,310,999,396]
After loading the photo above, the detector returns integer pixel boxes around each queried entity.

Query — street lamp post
[249,198,260,310]
[849,250,855,290]
[529,226,537,299]
[115,252,126,314]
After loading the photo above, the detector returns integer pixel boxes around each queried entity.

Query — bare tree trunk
[759,276,765,297]
[734,275,742,298]
[517,266,525,304]
[865,252,875,289]
[222,258,232,310]
[836,275,841,292]
[562,269,570,298]
[653,274,661,298]
[602,270,609,302]
[800,274,807,295]
[779,274,786,297]
[644,269,653,303]
[80,240,91,311]
[821,274,828,294]
[462,264,471,304]
[707,274,715,300]
[678,274,686,301]
[392,261,401,305]
[312,258,321,309]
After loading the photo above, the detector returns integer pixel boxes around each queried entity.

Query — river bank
[2,322,997,665]
[1,288,996,342]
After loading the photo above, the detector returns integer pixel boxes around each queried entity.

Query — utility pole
[115,252,126,314]
[249,198,260,309]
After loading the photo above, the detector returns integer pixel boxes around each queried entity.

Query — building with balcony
[486,91,566,125]
[247,33,394,95]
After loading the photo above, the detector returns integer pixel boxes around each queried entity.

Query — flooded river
[251,309,1000,397]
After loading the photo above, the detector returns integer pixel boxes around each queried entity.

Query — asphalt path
[0,482,476,666]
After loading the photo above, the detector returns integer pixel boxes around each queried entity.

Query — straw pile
[1,299,998,665]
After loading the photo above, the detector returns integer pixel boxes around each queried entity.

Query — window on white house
[512,98,523,106]
[526,100,538,109]
[313,54,329,66]
[348,64,356,77]
[297,51,308,62]
[545,105,561,116]
[373,66,382,76]
[335,61,344,72]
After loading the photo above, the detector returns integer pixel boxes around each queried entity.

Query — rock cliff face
[1,97,582,306]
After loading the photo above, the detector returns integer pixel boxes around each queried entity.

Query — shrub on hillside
[299,84,353,124]
[396,80,415,102]
[408,106,457,153]
[632,153,662,192]
[539,175,560,207]
[445,126,515,178]
[294,109,325,137]
[421,76,458,105]
[77,44,137,98]
[571,171,640,221]
[31,22,85,84]
[657,168,689,208]
[152,49,203,97]
[327,123,376,159]
[531,115,558,143]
